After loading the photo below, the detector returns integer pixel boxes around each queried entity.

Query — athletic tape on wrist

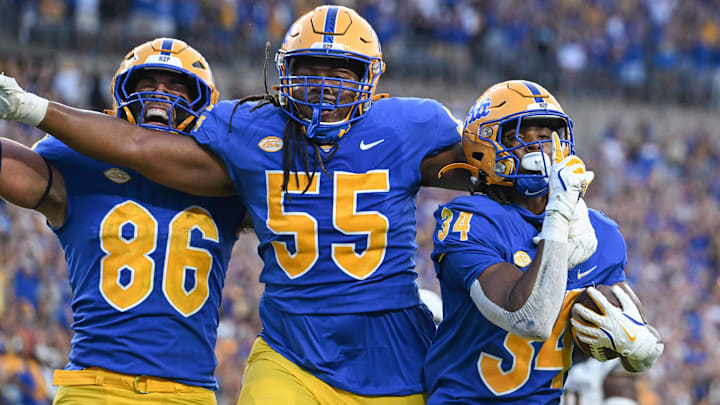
[21,93,49,127]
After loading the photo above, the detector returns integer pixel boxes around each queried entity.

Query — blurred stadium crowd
[2,0,720,404]
[3,0,720,105]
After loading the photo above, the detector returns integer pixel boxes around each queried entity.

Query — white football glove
[570,286,663,371]
[545,132,594,221]
[539,132,595,242]
[0,74,48,126]
[534,197,598,269]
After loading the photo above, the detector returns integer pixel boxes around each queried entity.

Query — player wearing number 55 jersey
[0,6,466,403]
[192,74,460,402]
[0,39,244,403]
[424,81,663,404]
[190,6,465,402]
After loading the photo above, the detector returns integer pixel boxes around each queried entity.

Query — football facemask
[111,38,219,136]
[275,5,385,144]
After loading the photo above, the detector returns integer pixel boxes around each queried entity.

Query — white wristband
[18,92,49,126]
[0,75,49,126]
[541,211,569,242]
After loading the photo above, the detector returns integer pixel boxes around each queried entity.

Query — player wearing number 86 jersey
[34,135,243,389]
[0,38,244,403]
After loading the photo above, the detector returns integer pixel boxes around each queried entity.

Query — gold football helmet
[110,38,219,135]
[275,5,385,143]
[443,80,574,191]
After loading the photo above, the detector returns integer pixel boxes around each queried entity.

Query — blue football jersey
[424,194,627,404]
[191,97,461,395]
[34,136,245,390]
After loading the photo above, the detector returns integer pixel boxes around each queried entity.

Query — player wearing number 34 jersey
[425,195,626,403]
[423,81,662,404]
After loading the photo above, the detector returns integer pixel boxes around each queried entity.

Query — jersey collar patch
[259,136,283,152]
[104,168,131,184]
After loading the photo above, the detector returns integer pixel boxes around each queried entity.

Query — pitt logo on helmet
[466,97,491,126]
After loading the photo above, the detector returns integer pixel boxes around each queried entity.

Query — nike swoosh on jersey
[577,265,598,279]
[360,139,385,150]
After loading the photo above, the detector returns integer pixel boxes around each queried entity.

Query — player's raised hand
[571,286,663,367]
[0,74,48,126]
[545,132,594,222]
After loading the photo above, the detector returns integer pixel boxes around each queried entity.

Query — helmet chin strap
[514,152,551,197]
[305,106,323,142]
[304,103,349,145]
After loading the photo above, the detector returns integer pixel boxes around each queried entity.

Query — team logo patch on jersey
[513,250,532,267]
[258,136,283,152]
[104,168,131,184]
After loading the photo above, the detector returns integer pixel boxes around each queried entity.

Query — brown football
[571,284,622,361]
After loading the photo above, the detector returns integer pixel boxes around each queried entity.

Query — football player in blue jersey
[0,5,467,404]
[0,38,246,404]
[424,80,663,404]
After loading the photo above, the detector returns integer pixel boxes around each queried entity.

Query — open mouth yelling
[142,106,170,126]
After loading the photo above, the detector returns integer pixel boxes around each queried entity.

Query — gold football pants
[237,337,427,405]
[52,367,216,404]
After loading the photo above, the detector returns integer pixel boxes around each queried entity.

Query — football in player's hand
[571,284,621,361]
